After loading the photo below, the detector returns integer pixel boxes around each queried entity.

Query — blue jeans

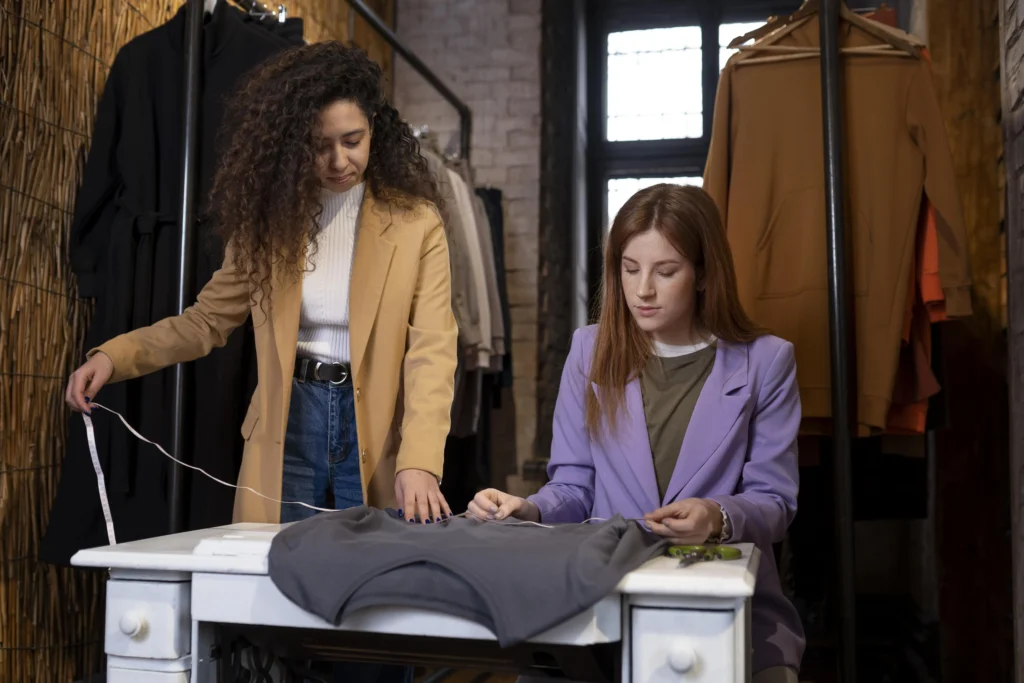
[282,378,413,683]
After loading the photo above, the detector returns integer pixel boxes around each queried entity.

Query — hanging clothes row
[40,2,305,567]
[417,138,514,511]
[704,11,972,439]
[419,143,512,426]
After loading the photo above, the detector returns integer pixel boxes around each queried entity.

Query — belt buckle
[314,361,348,385]
[331,362,349,386]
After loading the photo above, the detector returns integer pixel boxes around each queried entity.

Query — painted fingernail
[408,518,415,523]
[436,517,441,523]
[84,396,91,403]
[397,509,404,517]
[425,519,432,524]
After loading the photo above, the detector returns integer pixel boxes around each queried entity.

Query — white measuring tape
[83,404,638,547]
[82,410,117,545]
[82,403,336,546]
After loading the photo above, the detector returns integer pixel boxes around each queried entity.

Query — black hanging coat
[40,3,303,565]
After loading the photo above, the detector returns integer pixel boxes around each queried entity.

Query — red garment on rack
[886,197,943,434]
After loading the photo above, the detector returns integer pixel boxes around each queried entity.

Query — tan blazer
[91,191,457,523]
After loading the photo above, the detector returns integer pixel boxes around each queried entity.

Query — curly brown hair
[207,41,443,298]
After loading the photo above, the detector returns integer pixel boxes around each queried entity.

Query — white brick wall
[394,0,541,490]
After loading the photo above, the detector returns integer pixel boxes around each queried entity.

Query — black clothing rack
[168,0,473,533]
[168,0,205,535]
[819,1,857,682]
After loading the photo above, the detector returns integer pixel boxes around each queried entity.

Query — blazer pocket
[240,401,260,441]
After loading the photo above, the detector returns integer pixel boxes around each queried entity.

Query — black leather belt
[294,358,352,385]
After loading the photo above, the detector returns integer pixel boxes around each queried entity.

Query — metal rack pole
[344,0,472,162]
[168,0,204,535]
[818,0,857,680]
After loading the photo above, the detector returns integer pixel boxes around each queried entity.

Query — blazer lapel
[272,240,303,381]
[349,190,395,379]
[591,379,661,512]
[661,342,750,504]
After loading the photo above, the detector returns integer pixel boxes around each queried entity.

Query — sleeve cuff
[942,284,972,317]
[394,455,444,484]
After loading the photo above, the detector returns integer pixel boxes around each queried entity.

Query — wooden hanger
[840,2,918,55]
[727,0,820,49]
[730,0,920,66]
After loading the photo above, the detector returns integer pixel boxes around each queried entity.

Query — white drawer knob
[118,611,147,639]
[668,643,696,673]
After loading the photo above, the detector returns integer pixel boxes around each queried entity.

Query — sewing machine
[72,524,759,682]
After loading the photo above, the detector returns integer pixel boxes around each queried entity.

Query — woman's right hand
[467,488,541,523]
[65,352,114,413]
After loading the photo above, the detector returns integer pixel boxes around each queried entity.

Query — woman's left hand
[395,469,452,524]
[644,498,722,544]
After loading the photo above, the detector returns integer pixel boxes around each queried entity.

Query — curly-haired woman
[66,41,456,545]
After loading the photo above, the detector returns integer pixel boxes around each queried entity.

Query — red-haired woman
[469,184,804,682]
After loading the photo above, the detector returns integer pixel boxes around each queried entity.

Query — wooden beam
[1000,1,1024,680]
[930,1,1012,681]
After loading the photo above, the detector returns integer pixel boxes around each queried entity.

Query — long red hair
[586,184,763,435]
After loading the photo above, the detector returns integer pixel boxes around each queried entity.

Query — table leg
[191,621,217,683]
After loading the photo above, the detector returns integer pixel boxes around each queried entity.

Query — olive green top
[640,342,717,501]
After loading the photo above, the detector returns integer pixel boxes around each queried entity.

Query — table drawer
[109,669,189,683]
[630,606,738,683]
[105,579,191,659]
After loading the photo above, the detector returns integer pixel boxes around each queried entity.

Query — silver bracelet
[720,505,732,542]
[707,504,731,544]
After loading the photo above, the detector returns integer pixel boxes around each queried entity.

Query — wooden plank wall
[929,0,1003,337]
[0,1,392,680]
[1000,0,1024,680]
[928,1,1013,682]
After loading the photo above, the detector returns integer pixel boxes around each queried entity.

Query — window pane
[606,176,703,228]
[606,27,703,141]
[719,21,765,70]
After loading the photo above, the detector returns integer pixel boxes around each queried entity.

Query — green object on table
[667,544,743,567]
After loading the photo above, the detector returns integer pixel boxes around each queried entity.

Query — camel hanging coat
[704,16,972,433]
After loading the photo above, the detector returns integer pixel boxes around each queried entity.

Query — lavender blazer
[528,325,805,673]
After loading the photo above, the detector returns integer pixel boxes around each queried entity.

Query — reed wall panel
[0,0,391,679]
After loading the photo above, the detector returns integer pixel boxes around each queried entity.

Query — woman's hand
[395,469,452,524]
[644,498,722,544]
[467,488,540,523]
[65,353,114,414]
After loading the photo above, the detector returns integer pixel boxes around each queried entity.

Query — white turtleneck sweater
[296,183,365,364]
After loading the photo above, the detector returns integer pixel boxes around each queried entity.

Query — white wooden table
[72,523,760,683]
